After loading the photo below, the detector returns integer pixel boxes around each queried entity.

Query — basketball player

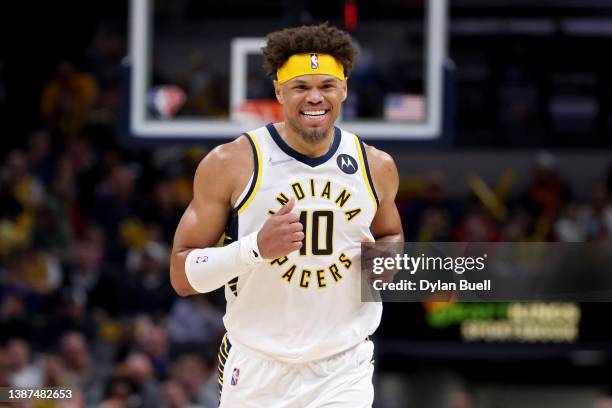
[170,23,403,407]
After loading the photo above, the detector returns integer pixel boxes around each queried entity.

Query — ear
[273,80,284,104]
[340,79,348,102]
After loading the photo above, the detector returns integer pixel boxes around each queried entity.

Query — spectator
[0,291,32,343]
[160,379,198,408]
[136,322,171,381]
[593,396,612,408]
[100,375,135,408]
[584,183,612,240]
[521,151,571,219]
[167,295,224,358]
[2,149,45,211]
[0,345,9,386]
[501,207,535,241]
[43,291,97,344]
[554,202,589,242]
[65,238,120,316]
[42,353,68,387]
[416,207,451,242]
[122,241,173,317]
[60,331,106,405]
[452,206,500,242]
[124,352,161,408]
[6,338,43,387]
[14,246,62,295]
[400,170,461,241]
[170,354,217,408]
[56,388,86,408]
[40,61,98,138]
[93,163,142,261]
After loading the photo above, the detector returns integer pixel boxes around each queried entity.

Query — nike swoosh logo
[268,157,293,166]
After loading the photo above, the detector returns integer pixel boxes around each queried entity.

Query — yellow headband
[276,53,345,84]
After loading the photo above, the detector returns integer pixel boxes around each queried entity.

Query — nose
[305,87,323,104]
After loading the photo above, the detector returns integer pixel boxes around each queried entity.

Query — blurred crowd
[2,21,612,408]
[399,154,612,244]
[0,126,225,408]
[1,25,224,408]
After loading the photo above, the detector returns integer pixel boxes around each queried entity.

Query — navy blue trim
[227,277,238,297]
[218,334,232,400]
[224,210,239,297]
[265,123,341,167]
[357,137,380,208]
[234,133,259,212]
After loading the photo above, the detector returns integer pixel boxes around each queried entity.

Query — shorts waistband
[226,333,282,362]
[225,333,373,365]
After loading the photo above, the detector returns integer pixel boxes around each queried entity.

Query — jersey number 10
[298,210,334,256]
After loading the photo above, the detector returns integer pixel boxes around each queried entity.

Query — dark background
[1,1,611,407]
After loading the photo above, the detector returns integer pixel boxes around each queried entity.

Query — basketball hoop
[233,99,284,127]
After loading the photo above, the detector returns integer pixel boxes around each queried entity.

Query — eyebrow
[292,78,338,85]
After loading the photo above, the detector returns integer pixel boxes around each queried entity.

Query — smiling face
[274,74,348,144]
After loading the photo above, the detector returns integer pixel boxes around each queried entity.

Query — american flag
[384,94,425,122]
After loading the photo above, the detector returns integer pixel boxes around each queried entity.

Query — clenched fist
[362,236,399,285]
[257,197,304,259]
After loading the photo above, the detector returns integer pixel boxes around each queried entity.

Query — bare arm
[170,136,304,296]
[365,145,404,243]
[170,137,252,296]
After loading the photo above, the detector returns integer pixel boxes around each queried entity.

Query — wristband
[239,230,265,265]
[184,231,264,293]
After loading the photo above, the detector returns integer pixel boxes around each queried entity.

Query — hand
[257,197,304,259]
[362,236,398,285]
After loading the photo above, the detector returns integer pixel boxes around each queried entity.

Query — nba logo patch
[148,85,186,118]
[231,368,240,386]
[310,53,318,69]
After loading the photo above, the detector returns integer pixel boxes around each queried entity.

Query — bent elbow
[170,274,194,297]
[174,287,193,297]
[169,259,196,297]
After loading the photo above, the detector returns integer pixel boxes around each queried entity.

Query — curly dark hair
[262,23,358,80]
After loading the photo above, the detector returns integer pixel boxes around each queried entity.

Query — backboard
[126,0,449,141]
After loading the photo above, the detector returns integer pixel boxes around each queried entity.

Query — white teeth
[302,110,326,116]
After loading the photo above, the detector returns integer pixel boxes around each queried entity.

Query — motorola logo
[337,154,358,174]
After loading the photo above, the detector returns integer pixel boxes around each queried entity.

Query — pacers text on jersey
[267,178,363,288]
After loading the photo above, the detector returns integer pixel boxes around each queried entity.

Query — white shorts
[217,334,375,408]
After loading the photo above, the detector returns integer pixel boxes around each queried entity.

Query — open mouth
[300,109,330,122]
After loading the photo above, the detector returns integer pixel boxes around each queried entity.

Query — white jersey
[222,123,382,363]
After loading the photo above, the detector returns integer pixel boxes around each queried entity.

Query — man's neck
[275,122,335,158]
